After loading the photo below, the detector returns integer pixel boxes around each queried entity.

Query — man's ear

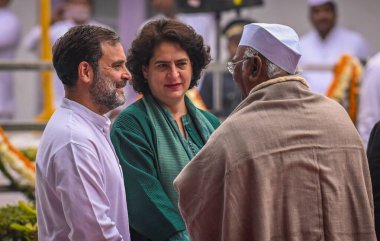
[247,55,262,82]
[78,61,93,85]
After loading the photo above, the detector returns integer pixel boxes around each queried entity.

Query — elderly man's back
[174,76,376,241]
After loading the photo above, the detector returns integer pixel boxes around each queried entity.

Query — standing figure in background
[174,22,376,241]
[36,25,131,240]
[200,18,252,117]
[0,0,21,119]
[111,19,220,241]
[299,0,372,94]
[358,52,380,147]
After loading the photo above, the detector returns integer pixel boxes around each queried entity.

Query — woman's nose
[167,64,180,78]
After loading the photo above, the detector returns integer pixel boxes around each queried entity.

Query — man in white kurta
[358,52,380,148]
[36,99,130,240]
[299,0,372,94]
[0,0,21,119]
[36,25,132,241]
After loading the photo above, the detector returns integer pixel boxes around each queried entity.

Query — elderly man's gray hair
[244,47,284,78]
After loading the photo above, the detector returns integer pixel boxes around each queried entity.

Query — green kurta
[111,95,220,241]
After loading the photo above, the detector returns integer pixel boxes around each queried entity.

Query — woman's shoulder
[112,99,149,129]
[197,108,221,128]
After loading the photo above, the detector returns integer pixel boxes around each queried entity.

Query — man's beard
[89,69,126,112]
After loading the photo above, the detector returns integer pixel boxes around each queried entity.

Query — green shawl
[142,94,216,207]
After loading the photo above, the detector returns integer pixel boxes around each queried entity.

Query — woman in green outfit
[111,18,220,241]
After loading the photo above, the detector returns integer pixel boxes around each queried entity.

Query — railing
[0,60,53,71]
[0,60,51,132]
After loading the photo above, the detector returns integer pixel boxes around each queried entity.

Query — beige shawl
[174,75,376,241]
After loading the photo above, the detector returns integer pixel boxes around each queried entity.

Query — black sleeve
[367,121,380,240]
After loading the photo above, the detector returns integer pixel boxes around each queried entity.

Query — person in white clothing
[299,0,372,94]
[0,0,21,119]
[358,52,380,148]
[36,25,132,241]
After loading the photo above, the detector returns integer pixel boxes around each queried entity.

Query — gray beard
[89,70,126,112]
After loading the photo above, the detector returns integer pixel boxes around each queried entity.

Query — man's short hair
[52,25,120,86]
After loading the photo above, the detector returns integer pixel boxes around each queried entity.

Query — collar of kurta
[249,75,310,95]
[61,98,111,129]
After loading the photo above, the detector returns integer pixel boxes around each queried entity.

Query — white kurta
[358,52,380,148]
[36,98,130,241]
[0,7,21,118]
[299,26,372,94]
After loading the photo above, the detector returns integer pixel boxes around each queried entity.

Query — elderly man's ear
[248,55,262,82]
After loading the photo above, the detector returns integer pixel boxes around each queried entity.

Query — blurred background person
[200,18,253,118]
[111,19,220,241]
[299,0,372,94]
[358,51,380,147]
[367,120,380,240]
[0,0,21,119]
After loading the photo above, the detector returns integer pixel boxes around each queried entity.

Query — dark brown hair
[52,24,120,86]
[127,18,211,94]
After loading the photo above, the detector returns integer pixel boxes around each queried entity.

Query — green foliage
[0,157,35,201]
[20,148,37,162]
[0,146,37,201]
[0,201,37,241]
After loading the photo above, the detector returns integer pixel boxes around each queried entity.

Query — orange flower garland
[0,127,35,187]
[326,54,362,124]
[186,88,208,111]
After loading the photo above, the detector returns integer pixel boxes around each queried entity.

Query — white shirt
[358,52,380,148]
[299,26,372,94]
[36,98,130,241]
[0,7,21,118]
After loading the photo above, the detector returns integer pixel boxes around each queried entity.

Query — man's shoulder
[44,108,99,142]
[300,30,317,43]
[0,9,21,30]
[0,9,19,21]
[367,52,380,67]
[335,27,367,42]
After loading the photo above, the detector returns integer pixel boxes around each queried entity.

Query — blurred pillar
[118,0,147,106]
[118,0,147,50]
[36,0,54,121]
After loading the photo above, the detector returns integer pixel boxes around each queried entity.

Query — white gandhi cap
[307,0,334,6]
[239,23,301,74]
